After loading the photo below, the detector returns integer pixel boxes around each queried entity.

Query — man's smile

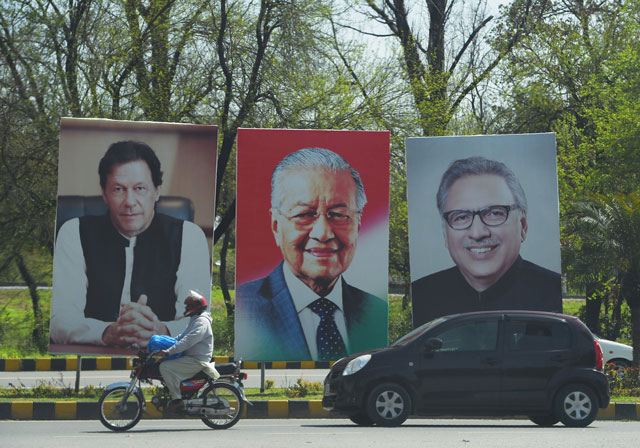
[467,246,494,254]
[463,239,500,259]
[305,246,339,257]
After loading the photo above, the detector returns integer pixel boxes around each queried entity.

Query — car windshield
[391,317,448,346]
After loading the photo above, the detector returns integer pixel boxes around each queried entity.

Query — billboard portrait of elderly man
[235,139,389,361]
[407,136,562,328]
[50,119,217,354]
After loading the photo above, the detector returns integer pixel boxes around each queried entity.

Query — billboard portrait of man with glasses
[235,130,390,362]
[407,135,562,328]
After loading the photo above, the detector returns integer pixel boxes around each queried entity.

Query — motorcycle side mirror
[424,338,443,354]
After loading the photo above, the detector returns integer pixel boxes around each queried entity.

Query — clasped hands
[102,294,169,347]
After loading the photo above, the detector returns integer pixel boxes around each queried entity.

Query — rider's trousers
[159,356,221,400]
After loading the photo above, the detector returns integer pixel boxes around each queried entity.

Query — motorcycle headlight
[342,354,371,376]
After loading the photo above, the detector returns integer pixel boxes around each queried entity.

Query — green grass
[562,298,585,316]
[0,289,53,358]
[0,287,233,358]
[0,384,322,402]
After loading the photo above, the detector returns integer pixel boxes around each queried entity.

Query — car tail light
[594,340,604,371]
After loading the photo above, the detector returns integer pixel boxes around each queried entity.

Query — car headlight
[342,354,371,376]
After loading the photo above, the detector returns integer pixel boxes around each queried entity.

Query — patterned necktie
[309,297,347,361]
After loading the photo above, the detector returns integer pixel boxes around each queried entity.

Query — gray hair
[271,147,367,211]
[436,156,527,215]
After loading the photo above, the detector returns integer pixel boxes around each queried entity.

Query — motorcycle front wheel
[199,383,244,429]
[98,386,144,431]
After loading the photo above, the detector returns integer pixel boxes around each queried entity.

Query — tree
[568,193,640,367]
[354,0,544,136]
[493,0,636,200]
[0,0,77,351]
[486,1,640,341]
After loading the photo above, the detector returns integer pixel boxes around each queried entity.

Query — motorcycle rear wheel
[98,386,143,431]
[199,383,244,429]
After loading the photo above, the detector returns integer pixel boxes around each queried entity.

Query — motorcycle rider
[158,290,220,414]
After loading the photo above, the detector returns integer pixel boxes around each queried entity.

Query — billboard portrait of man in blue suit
[235,147,388,361]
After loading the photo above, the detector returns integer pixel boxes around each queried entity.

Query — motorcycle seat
[215,363,237,376]
[183,363,235,382]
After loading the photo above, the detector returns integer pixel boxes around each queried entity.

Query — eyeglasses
[443,204,520,230]
[275,208,360,228]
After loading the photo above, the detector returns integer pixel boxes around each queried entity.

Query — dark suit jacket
[411,256,562,328]
[235,262,388,361]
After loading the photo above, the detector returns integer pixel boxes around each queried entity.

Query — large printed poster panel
[235,128,390,361]
[407,134,562,328]
[49,118,217,355]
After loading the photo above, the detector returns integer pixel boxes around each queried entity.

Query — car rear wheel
[529,415,560,427]
[348,412,374,426]
[365,382,411,427]
[554,384,598,428]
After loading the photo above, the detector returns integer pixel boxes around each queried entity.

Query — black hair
[98,140,163,189]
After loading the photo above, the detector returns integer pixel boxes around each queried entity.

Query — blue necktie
[310,298,347,361]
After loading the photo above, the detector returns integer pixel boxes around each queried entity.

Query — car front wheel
[554,384,598,428]
[365,382,411,427]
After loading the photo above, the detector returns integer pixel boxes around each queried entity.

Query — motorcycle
[98,350,251,431]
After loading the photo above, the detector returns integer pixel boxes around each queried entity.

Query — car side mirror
[424,338,443,354]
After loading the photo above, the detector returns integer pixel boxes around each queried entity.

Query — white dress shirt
[282,263,350,360]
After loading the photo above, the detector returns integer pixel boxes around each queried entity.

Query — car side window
[507,320,570,351]
[432,320,499,352]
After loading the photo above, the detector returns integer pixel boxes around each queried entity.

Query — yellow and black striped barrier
[0,401,638,420]
[0,399,332,420]
[0,357,334,372]
[0,357,131,371]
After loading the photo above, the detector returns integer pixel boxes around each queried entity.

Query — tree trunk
[16,254,47,353]
[631,304,640,368]
[611,295,623,340]
[621,272,640,367]
[401,281,410,310]
[584,282,602,333]
[219,227,234,318]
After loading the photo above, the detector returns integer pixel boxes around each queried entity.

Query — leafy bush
[285,378,323,398]
[388,296,412,343]
[605,363,640,396]
[264,379,274,390]
[2,374,104,400]
[575,300,633,345]
[212,314,234,356]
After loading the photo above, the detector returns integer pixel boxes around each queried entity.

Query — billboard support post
[74,355,81,394]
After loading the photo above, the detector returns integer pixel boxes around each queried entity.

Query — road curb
[0,401,638,420]
[0,358,333,371]
[0,399,332,420]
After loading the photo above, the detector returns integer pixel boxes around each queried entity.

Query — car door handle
[551,354,570,362]
[483,357,500,366]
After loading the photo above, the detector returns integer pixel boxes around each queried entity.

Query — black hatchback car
[322,311,609,427]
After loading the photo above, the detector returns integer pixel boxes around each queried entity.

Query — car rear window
[507,319,570,351]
